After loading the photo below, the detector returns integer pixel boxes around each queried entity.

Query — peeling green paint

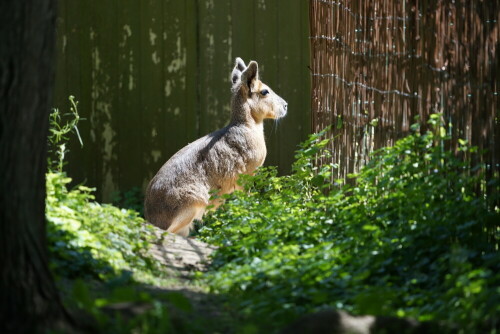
[166,36,186,73]
[152,51,160,65]
[62,35,67,53]
[226,15,232,65]
[128,50,135,91]
[101,121,117,196]
[164,80,172,97]
[151,150,162,163]
[123,24,132,38]
[149,28,157,46]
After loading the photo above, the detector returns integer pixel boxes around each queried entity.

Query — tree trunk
[0,1,72,332]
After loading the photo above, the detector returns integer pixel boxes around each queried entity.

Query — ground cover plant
[45,98,202,333]
[46,97,165,284]
[45,101,498,333]
[199,115,500,333]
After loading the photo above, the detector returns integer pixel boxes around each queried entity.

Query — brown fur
[144,58,287,236]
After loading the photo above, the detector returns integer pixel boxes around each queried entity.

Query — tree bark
[0,1,72,332]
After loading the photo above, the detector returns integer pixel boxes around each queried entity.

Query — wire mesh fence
[309,0,499,185]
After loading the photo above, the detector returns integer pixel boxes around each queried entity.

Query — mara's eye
[260,89,269,96]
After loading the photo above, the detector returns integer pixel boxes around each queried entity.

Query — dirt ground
[149,230,217,279]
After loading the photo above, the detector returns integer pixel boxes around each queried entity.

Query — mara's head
[230,57,287,124]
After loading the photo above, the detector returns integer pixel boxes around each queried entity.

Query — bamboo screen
[309,0,499,184]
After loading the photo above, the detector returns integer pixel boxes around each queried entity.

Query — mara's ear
[240,61,259,92]
[231,57,247,85]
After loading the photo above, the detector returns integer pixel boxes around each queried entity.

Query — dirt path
[149,231,217,279]
[142,231,238,332]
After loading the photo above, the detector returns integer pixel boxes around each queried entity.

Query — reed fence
[309,0,499,184]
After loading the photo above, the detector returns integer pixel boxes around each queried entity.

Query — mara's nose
[284,103,288,110]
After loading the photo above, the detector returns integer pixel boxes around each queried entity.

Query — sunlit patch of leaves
[46,97,166,285]
[46,172,166,284]
[45,97,200,333]
[199,115,500,333]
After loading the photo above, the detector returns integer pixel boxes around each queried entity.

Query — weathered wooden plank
[93,0,121,200]
[63,1,96,193]
[116,0,141,200]
[161,0,191,169]
[59,0,82,176]
[254,0,281,169]
[77,2,96,192]
[198,0,233,134]
[140,0,165,188]
[277,0,309,174]
[231,0,256,62]
[54,0,67,113]
[299,0,312,142]
[183,0,200,143]
[210,0,234,131]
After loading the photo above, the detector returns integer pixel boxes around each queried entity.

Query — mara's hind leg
[167,204,205,237]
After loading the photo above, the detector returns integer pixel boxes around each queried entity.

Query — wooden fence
[310,0,499,184]
[54,0,310,201]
